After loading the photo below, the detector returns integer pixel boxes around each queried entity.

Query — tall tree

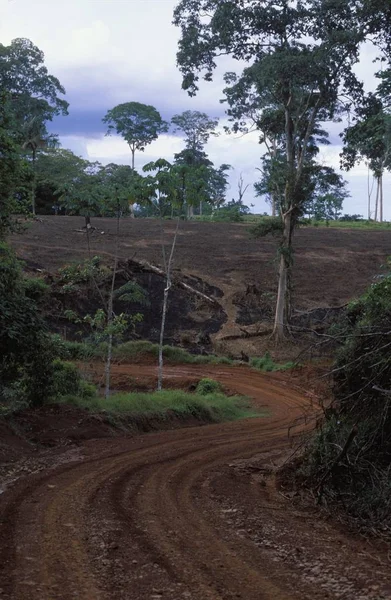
[142,159,183,391]
[174,0,365,341]
[0,93,30,237]
[103,102,168,216]
[171,110,219,151]
[0,39,67,222]
[172,111,219,215]
[21,117,59,214]
[0,38,69,158]
[100,163,145,217]
[58,161,105,229]
[174,148,209,217]
[341,93,391,222]
[103,102,168,171]
[0,38,68,133]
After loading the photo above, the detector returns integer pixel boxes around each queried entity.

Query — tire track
[1,366,386,600]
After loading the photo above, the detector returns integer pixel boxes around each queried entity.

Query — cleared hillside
[11,216,390,311]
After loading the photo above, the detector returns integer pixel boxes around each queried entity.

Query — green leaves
[0,38,68,129]
[103,102,168,158]
[171,110,219,151]
[0,92,32,236]
[341,92,391,175]
[0,242,58,406]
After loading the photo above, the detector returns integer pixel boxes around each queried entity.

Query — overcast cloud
[1,0,389,218]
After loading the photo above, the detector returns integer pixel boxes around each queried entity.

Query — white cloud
[2,0,390,219]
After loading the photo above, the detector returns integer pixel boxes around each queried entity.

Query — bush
[57,256,109,293]
[250,216,283,238]
[23,277,50,300]
[338,213,363,221]
[0,242,59,407]
[213,206,243,222]
[49,360,96,400]
[57,338,100,360]
[250,352,295,372]
[196,378,223,395]
[60,339,234,365]
[303,260,391,528]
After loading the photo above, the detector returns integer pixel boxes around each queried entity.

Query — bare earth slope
[11,216,391,310]
[0,365,390,600]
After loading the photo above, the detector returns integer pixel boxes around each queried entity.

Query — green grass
[59,339,233,365]
[250,352,296,372]
[194,214,391,229]
[113,341,233,364]
[57,389,261,422]
[323,220,391,229]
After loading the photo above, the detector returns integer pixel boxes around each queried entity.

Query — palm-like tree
[21,116,59,214]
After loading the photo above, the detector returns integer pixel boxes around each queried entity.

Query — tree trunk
[157,285,169,392]
[104,333,113,399]
[379,172,383,223]
[199,200,203,216]
[272,211,293,343]
[31,149,37,215]
[374,176,380,222]
[105,208,120,399]
[273,252,288,342]
[129,147,136,218]
[187,204,194,219]
[157,217,180,391]
[271,194,276,217]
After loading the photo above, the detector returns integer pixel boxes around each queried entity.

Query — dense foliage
[0,243,58,407]
[305,260,391,526]
[173,0,391,340]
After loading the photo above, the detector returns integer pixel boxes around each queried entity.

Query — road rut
[0,366,390,599]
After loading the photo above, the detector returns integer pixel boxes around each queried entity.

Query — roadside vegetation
[58,339,233,365]
[300,259,391,530]
[250,353,296,373]
[57,388,257,424]
[1,0,391,537]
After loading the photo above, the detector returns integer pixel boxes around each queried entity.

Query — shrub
[49,360,82,398]
[338,213,363,221]
[23,277,50,300]
[57,256,109,293]
[250,352,295,372]
[250,216,283,238]
[49,359,96,400]
[0,242,59,407]
[303,260,391,527]
[196,378,223,395]
[213,206,243,222]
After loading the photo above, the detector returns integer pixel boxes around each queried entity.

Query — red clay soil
[0,364,390,600]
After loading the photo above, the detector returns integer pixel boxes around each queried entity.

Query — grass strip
[57,390,262,422]
[60,339,233,365]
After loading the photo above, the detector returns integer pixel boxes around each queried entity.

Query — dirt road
[0,366,390,600]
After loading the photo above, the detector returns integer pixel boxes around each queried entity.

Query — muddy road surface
[0,366,390,600]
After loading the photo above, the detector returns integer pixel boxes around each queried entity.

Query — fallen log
[126,258,220,307]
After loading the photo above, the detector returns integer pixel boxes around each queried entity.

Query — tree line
[1,1,391,349]
[0,38,236,224]
[173,0,391,340]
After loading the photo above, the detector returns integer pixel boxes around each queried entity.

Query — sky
[1,0,390,218]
